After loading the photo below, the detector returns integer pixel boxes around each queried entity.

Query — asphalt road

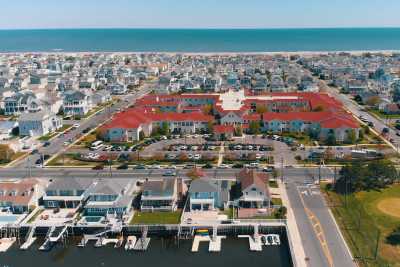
[284,168,355,267]
[322,82,399,152]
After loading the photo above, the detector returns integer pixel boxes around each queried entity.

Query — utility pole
[333,166,337,186]
[318,161,321,185]
[108,151,113,178]
[27,156,32,178]
[280,157,284,183]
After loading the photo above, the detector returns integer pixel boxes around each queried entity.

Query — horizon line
[1,26,400,31]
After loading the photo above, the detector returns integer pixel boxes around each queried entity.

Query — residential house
[18,111,62,137]
[3,91,37,115]
[235,169,269,209]
[188,179,229,211]
[140,179,185,212]
[0,178,45,214]
[0,120,18,140]
[43,178,95,209]
[84,179,135,217]
[63,90,92,116]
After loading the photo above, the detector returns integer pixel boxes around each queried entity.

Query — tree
[207,121,214,134]
[334,160,398,194]
[249,121,260,135]
[346,129,357,144]
[274,206,287,219]
[353,95,362,103]
[325,130,336,146]
[313,105,324,112]
[365,96,381,107]
[234,125,243,137]
[386,226,400,246]
[256,105,267,114]
[393,86,400,102]
[139,131,145,141]
[160,122,169,135]
[0,145,15,163]
[202,104,213,115]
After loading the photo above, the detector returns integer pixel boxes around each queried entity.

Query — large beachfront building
[101,89,360,143]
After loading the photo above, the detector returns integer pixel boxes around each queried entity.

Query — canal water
[0,237,292,267]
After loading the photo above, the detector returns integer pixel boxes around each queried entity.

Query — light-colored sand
[377,198,400,218]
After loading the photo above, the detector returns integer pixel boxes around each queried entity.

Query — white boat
[124,236,137,250]
[114,236,124,248]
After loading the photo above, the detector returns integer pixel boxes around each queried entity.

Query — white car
[193,154,201,160]
[218,164,230,169]
[73,123,80,128]
[166,154,176,160]
[187,154,194,159]
[148,165,161,169]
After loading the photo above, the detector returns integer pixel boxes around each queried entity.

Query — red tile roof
[102,109,213,130]
[214,125,235,133]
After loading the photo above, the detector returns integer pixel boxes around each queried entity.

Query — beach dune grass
[130,211,182,225]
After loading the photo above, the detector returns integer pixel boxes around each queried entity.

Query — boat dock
[0,237,16,252]
[125,236,137,250]
[133,227,150,251]
[191,235,226,252]
[20,226,37,250]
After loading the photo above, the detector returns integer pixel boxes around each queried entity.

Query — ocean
[0,28,400,53]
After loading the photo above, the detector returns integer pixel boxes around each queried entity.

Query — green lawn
[57,124,72,132]
[271,198,283,206]
[269,180,279,188]
[46,153,97,167]
[367,108,400,119]
[130,211,182,225]
[38,132,58,141]
[322,183,400,266]
[222,208,234,219]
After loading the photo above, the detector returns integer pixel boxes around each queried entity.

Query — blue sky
[1,0,400,29]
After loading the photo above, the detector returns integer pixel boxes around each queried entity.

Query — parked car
[134,164,146,169]
[117,164,128,170]
[163,170,177,176]
[92,165,104,170]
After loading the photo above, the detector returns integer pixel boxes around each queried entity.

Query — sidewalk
[279,180,307,267]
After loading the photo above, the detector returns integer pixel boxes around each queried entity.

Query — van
[90,140,104,150]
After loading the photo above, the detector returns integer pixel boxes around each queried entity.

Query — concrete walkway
[279,180,307,267]
[217,142,225,166]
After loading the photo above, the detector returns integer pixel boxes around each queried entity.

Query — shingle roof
[46,177,94,191]
[189,179,218,193]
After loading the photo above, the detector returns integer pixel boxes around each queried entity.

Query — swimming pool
[83,216,104,223]
[0,215,19,224]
